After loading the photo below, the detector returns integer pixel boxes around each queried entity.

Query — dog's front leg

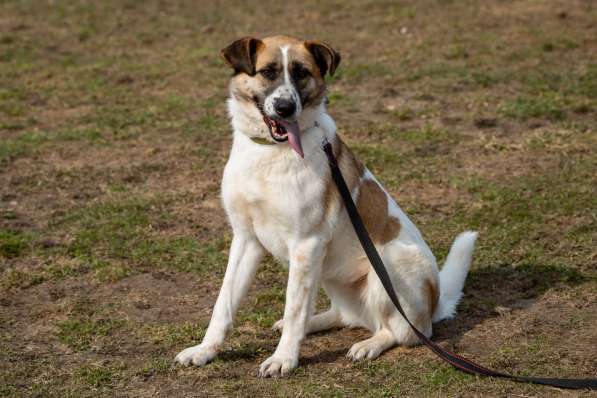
[175,233,265,366]
[259,237,324,377]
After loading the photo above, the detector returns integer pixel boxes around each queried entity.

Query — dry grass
[1,0,596,397]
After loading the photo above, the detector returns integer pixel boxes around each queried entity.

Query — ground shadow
[433,262,591,343]
[301,347,349,366]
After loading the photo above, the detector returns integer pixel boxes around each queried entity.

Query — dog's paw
[174,344,217,367]
[271,319,284,332]
[347,340,384,361]
[258,354,298,378]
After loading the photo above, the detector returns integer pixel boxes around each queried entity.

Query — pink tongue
[279,120,303,158]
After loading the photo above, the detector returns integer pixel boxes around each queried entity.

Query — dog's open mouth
[263,116,304,158]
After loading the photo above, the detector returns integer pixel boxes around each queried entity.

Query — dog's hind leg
[272,307,342,334]
[308,308,343,333]
[346,328,396,361]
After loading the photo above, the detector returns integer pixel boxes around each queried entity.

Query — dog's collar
[250,136,276,146]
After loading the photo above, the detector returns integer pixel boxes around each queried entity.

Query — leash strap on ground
[321,139,597,391]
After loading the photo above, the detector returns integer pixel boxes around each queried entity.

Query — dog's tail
[432,231,478,323]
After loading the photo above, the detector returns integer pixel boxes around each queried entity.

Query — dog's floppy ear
[220,37,263,75]
[305,41,341,77]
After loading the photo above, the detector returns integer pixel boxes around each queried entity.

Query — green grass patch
[0,132,45,161]
[352,144,403,178]
[389,124,458,144]
[54,127,103,141]
[155,93,196,115]
[470,70,501,87]
[194,114,226,134]
[541,37,579,53]
[0,258,87,290]
[129,235,229,274]
[138,357,171,378]
[404,62,468,82]
[577,64,597,98]
[93,261,131,282]
[48,196,229,280]
[140,322,206,346]
[331,62,391,83]
[74,365,119,389]
[327,91,353,106]
[62,197,154,259]
[392,107,417,121]
[443,156,596,267]
[0,128,105,162]
[238,286,285,328]
[419,365,471,389]
[499,94,566,121]
[350,357,473,395]
[56,318,125,351]
[501,65,597,120]
[0,229,32,258]
[0,267,45,289]
[352,124,460,184]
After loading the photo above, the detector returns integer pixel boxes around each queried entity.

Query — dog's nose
[274,98,296,118]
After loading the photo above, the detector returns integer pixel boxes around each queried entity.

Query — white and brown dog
[175,35,478,377]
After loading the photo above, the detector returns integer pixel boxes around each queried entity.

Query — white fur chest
[221,128,331,263]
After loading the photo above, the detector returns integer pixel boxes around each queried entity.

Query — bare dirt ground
[1,1,596,397]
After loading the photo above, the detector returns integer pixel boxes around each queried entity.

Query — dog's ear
[220,37,263,76]
[305,41,341,77]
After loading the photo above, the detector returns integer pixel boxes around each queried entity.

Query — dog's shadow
[432,262,589,343]
[301,348,349,365]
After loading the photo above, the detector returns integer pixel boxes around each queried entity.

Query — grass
[56,318,124,351]
[0,129,104,162]
[331,62,391,83]
[75,365,119,389]
[1,259,84,290]
[237,286,286,328]
[47,196,229,279]
[0,229,32,258]
[499,95,567,121]
[1,0,596,396]
[139,322,206,346]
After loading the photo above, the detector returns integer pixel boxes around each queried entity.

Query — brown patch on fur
[425,279,439,317]
[304,41,341,77]
[350,270,369,293]
[220,37,264,75]
[231,88,255,104]
[254,36,312,72]
[293,42,328,108]
[322,137,365,220]
[342,141,365,177]
[300,80,326,108]
[295,254,307,264]
[324,257,370,298]
[356,180,401,245]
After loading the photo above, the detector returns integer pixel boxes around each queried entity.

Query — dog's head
[221,35,341,157]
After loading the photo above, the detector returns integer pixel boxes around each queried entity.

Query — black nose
[274,98,296,118]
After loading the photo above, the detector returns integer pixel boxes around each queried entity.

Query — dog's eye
[292,67,310,80]
[259,68,277,80]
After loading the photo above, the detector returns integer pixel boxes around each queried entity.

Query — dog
[174,35,478,377]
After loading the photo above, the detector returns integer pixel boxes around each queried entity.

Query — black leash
[321,139,597,390]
